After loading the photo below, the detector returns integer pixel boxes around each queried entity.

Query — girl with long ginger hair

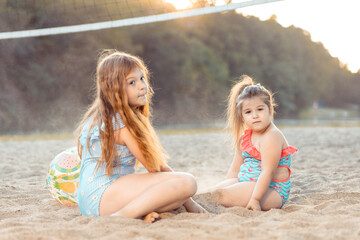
[76,50,206,223]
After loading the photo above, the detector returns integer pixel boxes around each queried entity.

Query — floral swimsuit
[77,114,137,216]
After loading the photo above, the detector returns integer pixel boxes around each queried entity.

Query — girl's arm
[159,164,173,172]
[115,127,157,172]
[246,131,282,211]
[226,145,244,179]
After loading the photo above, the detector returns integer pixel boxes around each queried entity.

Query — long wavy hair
[76,50,168,175]
[227,75,276,149]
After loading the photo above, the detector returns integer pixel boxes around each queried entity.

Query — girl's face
[241,96,271,132]
[125,67,148,108]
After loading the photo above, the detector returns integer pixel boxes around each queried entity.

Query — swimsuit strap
[241,129,298,160]
[241,129,261,159]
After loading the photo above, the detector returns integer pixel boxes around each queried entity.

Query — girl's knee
[177,173,197,197]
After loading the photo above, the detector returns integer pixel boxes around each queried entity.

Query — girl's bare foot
[143,212,160,223]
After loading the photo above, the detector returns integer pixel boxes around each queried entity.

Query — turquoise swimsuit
[77,114,137,216]
[238,129,297,205]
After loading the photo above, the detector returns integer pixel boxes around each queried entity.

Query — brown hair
[76,50,168,175]
[227,75,276,148]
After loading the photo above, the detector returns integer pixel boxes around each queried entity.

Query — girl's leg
[99,172,197,218]
[214,182,282,210]
[200,178,239,193]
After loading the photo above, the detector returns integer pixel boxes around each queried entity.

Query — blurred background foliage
[0,0,359,133]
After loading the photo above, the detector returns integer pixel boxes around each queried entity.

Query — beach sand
[1,127,360,239]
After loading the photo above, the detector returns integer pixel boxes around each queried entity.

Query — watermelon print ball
[46,147,81,206]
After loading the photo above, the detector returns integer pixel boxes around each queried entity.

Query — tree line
[0,0,359,133]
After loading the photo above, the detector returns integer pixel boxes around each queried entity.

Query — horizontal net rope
[0,0,284,40]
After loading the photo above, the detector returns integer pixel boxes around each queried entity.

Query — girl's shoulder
[79,119,100,146]
[113,113,125,130]
[100,113,125,131]
[265,127,286,145]
[241,126,297,159]
[264,126,298,156]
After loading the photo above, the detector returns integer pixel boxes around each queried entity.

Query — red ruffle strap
[280,145,298,158]
[240,129,298,160]
[241,129,262,159]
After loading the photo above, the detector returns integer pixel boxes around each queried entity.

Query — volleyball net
[0,0,283,40]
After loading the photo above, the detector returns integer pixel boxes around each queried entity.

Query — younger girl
[209,75,297,211]
[76,50,206,223]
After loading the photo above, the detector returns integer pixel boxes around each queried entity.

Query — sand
[1,127,360,240]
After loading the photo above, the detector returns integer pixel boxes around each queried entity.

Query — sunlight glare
[165,0,192,10]
[237,0,360,73]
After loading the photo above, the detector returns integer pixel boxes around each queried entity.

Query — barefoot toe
[143,212,160,223]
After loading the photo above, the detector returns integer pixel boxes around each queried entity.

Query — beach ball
[46,147,81,207]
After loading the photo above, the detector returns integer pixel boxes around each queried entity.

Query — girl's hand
[184,198,208,213]
[246,198,261,211]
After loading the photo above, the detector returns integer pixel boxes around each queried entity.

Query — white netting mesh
[0,0,283,39]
